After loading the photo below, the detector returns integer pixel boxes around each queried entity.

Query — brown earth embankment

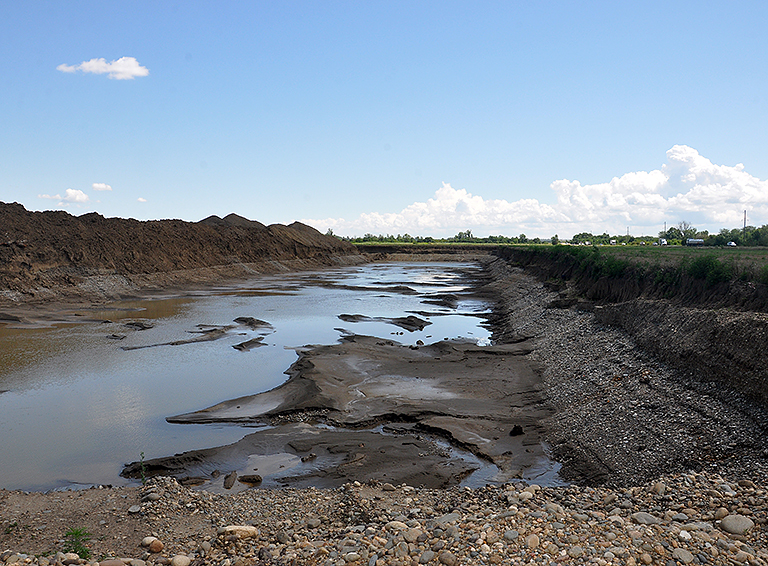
[485,246,768,408]
[0,202,362,307]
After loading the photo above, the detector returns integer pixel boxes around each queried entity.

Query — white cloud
[92,183,112,191]
[37,189,90,206]
[137,197,147,202]
[303,146,768,238]
[57,57,149,80]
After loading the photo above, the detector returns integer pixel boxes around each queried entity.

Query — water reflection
[0,263,491,491]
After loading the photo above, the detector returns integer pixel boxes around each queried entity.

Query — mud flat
[125,334,554,489]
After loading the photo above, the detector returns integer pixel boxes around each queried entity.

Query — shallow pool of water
[0,263,492,491]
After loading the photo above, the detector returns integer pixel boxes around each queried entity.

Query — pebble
[3,470,768,566]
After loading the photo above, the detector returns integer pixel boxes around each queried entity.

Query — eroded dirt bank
[482,257,768,487]
[0,202,362,313]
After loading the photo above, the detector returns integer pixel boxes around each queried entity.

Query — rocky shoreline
[479,258,768,487]
[2,255,768,563]
[1,471,765,565]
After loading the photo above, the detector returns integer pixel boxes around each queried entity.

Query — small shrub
[759,265,768,286]
[687,254,732,286]
[139,451,147,485]
[63,527,92,559]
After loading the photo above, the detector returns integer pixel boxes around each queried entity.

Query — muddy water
[0,263,492,491]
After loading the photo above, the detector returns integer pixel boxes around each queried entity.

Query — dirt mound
[0,202,358,300]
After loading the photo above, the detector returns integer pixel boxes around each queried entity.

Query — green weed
[140,451,147,485]
[63,527,92,559]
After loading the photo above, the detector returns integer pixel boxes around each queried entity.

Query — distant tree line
[333,221,768,247]
[341,231,543,245]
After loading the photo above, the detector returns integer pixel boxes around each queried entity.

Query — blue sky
[2,1,767,238]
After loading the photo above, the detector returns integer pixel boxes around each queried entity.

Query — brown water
[0,263,493,491]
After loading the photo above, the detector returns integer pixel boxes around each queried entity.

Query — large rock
[719,514,755,535]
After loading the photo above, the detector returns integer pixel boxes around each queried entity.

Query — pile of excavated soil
[0,202,360,306]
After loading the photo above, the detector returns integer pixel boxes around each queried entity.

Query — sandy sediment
[125,334,553,489]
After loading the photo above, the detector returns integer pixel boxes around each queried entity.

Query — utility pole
[744,210,747,241]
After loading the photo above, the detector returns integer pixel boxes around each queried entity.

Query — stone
[149,539,164,553]
[719,514,754,535]
[141,536,157,547]
[734,551,751,563]
[434,512,461,525]
[128,505,141,514]
[631,512,660,525]
[672,548,694,564]
[382,483,396,491]
[525,533,539,549]
[223,471,237,489]
[306,518,322,528]
[714,507,729,520]
[419,550,436,564]
[438,551,457,566]
[170,556,191,566]
[99,560,125,566]
[651,482,666,495]
[503,529,519,541]
[567,546,583,558]
[221,525,260,539]
[403,528,423,543]
[344,552,361,562]
[141,492,161,502]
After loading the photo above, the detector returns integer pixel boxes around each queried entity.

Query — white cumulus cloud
[303,146,768,238]
[137,197,147,202]
[38,189,90,207]
[92,183,112,191]
[39,188,89,203]
[57,57,149,80]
